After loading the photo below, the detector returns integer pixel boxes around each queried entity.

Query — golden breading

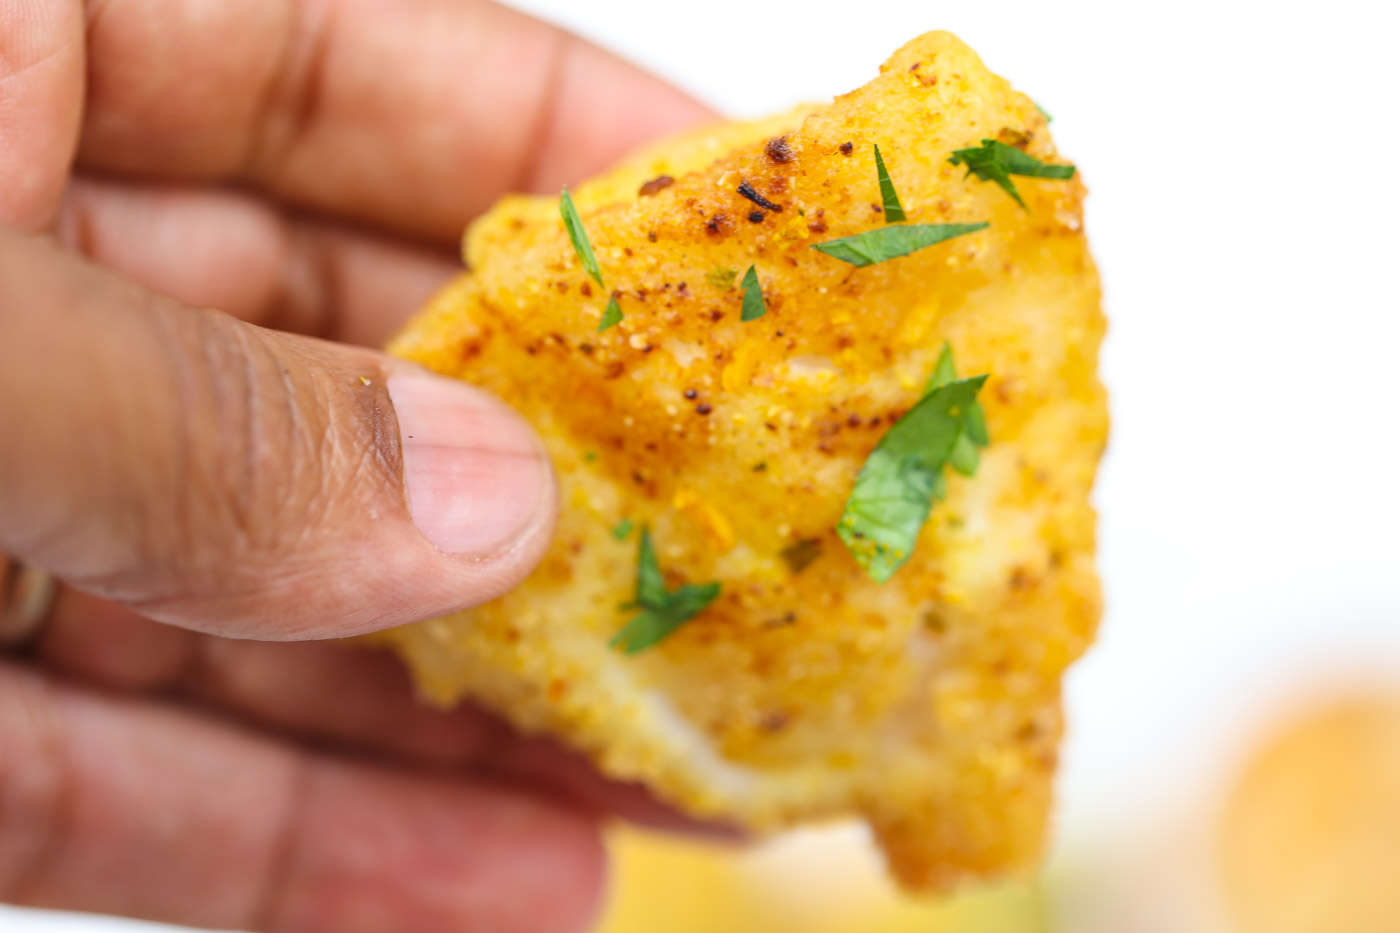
[375,31,1106,892]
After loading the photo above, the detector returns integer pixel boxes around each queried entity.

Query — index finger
[76,0,715,242]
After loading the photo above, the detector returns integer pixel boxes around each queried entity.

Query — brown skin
[0,0,715,930]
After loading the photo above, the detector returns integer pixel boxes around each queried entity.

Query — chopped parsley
[948,139,1076,210]
[811,223,989,267]
[740,265,767,321]
[926,342,989,478]
[610,528,722,653]
[598,295,623,331]
[707,266,738,290]
[611,517,635,540]
[873,144,906,223]
[837,366,989,583]
[560,187,604,287]
[780,538,823,574]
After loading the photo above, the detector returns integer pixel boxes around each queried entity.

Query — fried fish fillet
[377,31,1106,892]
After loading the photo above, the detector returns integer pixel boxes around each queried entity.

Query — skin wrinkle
[247,749,313,932]
[246,0,326,182]
[0,671,74,906]
[509,24,569,199]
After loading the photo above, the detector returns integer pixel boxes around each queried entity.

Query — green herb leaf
[780,538,823,574]
[873,144,906,223]
[611,528,722,653]
[583,450,598,463]
[925,342,989,477]
[811,223,988,268]
[598,295,623,331]
[837,375,988,582]
[740,265,767,321]
[753,461,768,472]
[560,187,604,287]
[706,266,738,290]
[948,139,1076,210]
[611,517,635,541]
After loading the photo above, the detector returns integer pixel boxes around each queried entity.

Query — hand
[0,1,713,931]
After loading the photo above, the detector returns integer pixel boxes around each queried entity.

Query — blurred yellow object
[1221,694,1400,933]
[597,826,1052,933]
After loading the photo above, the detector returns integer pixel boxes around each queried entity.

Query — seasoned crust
[374,31,1106,892]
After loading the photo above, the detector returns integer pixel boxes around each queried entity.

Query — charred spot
[737,180,783,212]
[580,282,592,297]
[922,610,947,633]
[683,389,698,400]
[457,340,483,362]
[638,174,675,196]
[867,416,882,428]
[631,470,646,486]
[997,127,1032,150]
[678,282,689,295]
[624,247,634,258]
[870,203,883,213]
[807,219,828,234]
[847,413,862,428]
[695,403,713,415]
[748,211,766,223]
[764,611,798,628]
[909,61,921,71]
[1010,567,1034,591]
[758,711,792,733]
[555,281,569,294]
[707,309,724,322]
[635,286,648,301]
[579,343,596,356]
[647,230,658,242]
[765,135,796,164]
[705,212,732,235]
[835,334,855,351]
[604,361,626,379]
[839,141,854,156]
[764,422,778,433]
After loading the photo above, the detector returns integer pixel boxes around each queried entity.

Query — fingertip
[523,32,718,193]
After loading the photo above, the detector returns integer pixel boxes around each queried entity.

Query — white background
[8,0,1400,929]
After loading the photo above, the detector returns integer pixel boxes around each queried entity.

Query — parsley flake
[948,139,1076,210]
[706,266,738,290]
[740,265,767,321]
[780,538,823,574]
[926,342,989,477]
[610,528,721,653]
[560,187,604,287]
[611,517,635,541]
[837,373,988,583]
[598,295,623,331]
[873,144,906,223]
[811,223,989,267]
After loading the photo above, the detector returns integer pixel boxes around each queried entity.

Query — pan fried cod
[376,31,1106,892]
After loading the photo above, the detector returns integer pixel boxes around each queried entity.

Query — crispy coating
[375,31,1106,892]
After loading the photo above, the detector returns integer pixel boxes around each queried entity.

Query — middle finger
[60,176,458,347]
